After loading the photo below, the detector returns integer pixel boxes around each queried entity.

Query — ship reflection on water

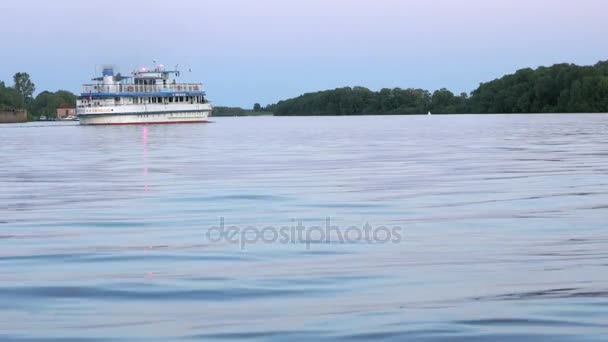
[142,125,149,192]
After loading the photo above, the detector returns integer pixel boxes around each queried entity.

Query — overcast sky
[0,0,606,107]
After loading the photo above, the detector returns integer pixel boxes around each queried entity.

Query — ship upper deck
[82,83,204,95]
[82,64,205,96]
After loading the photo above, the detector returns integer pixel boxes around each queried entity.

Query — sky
[0,0,607,107]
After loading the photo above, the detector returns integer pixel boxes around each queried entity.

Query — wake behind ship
[77,65,212,125]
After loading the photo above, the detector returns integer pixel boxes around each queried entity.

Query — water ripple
[2,116,608,341]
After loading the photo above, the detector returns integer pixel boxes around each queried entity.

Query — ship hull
[78,104,212,126]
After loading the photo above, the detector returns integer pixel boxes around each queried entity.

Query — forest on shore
[270,60,608,115]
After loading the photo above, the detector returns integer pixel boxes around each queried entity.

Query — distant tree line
[270,60,608,115]
[212,106,250,116]
[0,72,77,119]
[213,104,274,117]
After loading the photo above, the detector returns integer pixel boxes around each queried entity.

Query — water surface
[1,114,608,341]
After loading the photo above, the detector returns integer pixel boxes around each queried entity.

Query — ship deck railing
[82,83,204,94]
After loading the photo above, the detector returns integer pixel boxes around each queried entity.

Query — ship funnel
[101,65,117,85]
[102,66,115,77]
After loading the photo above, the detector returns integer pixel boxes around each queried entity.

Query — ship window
[158,97,162,103]
[169,97,173,103]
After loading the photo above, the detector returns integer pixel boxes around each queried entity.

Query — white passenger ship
[77,65,212,125]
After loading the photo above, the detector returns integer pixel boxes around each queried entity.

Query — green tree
[253,103,261,112]
[29,90,77,119]
[431,88,455,113]
[0,81,23,110]
[13,72,36,106]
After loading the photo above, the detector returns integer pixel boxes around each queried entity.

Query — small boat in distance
[39,115,47,121]
[428,111,432,115]
[77,64,213,125]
